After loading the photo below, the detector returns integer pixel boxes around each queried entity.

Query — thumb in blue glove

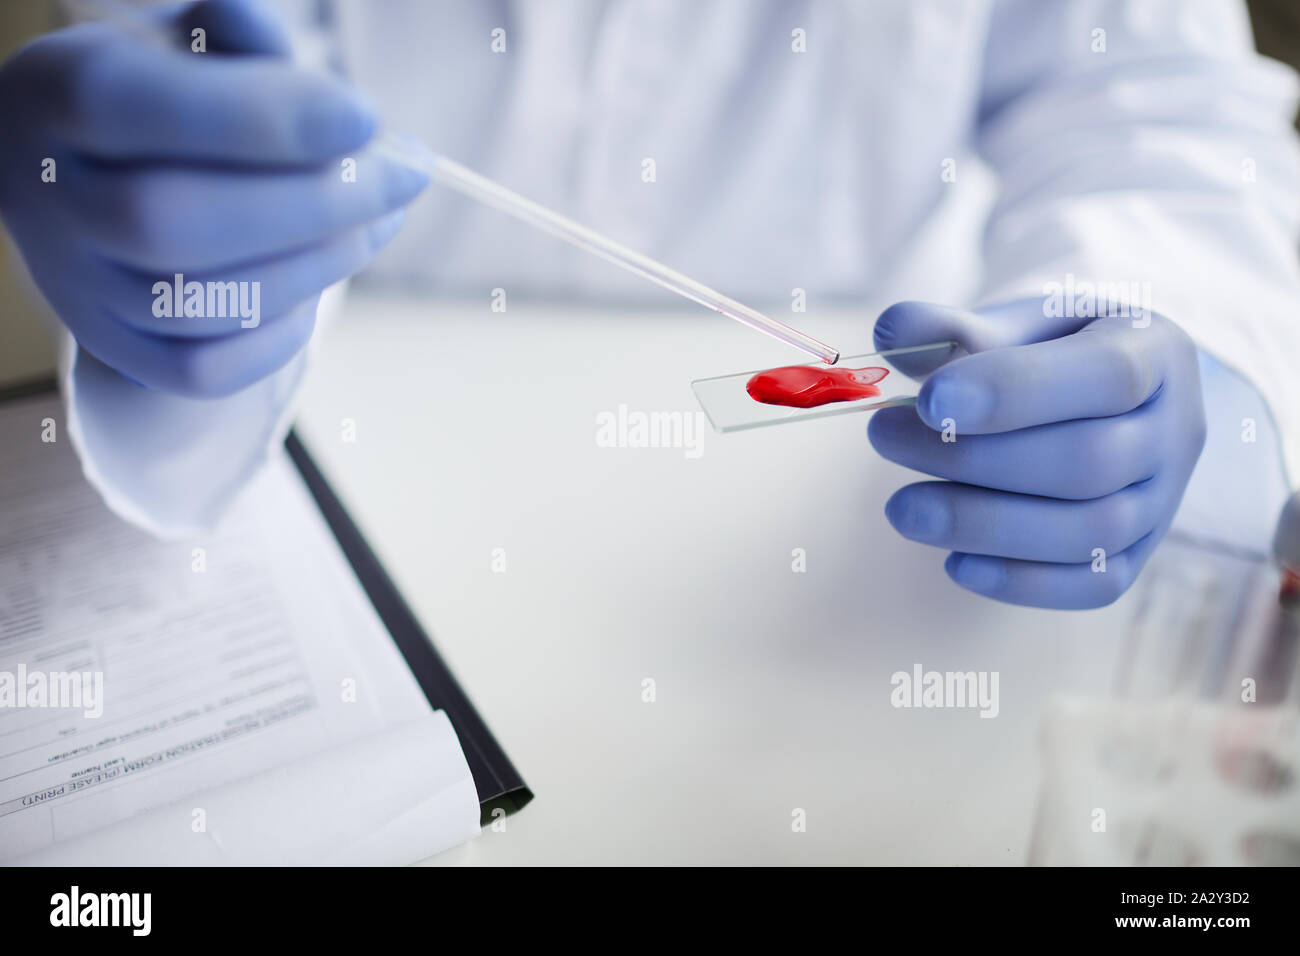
[869,298,1207,610]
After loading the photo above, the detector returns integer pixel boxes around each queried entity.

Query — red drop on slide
[745,365,890,409]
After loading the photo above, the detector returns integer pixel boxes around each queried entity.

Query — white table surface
[294,292,1140,865]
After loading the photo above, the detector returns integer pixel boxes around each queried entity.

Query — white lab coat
[60,0,1300,542]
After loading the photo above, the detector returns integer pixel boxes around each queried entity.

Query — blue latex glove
[869,299,1207,610]
[1275,491,1300,573]
[0,0,428,397]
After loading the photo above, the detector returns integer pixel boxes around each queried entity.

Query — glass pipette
[76,0,841,365]
[376,135,842,365]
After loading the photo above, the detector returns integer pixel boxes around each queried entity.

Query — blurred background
[3,0,1300,387]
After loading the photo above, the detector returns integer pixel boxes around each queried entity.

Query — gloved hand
[1274,491,1300,575]
[869,299,1207,610]
[0,0,427,397]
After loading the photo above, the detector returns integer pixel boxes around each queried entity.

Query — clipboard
[1,378,533,828]
[286,430,532,825]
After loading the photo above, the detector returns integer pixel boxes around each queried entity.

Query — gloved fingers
[884,479,1163,563]
[65,148,427,272]
[872,299,1090,378]
[1274,492,1300,571]
[89,210,405,337]
[868,403,1163,500]
[177,0,295,56]
[18,22,373,165]
[915,316,1181,435]
[63,296,319,398]
[943,529,1164,610]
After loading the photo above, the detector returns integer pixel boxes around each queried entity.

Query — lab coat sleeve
[976,0,1300,487]
[58,329,309,539]
[57,284,346,540]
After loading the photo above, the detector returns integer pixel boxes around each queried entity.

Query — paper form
[0,392,480,864]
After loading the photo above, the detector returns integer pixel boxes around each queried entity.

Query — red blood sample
[745,365,890,409]
[1281,568,1300,604]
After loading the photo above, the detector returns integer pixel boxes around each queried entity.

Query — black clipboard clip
[286,432,534,826]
